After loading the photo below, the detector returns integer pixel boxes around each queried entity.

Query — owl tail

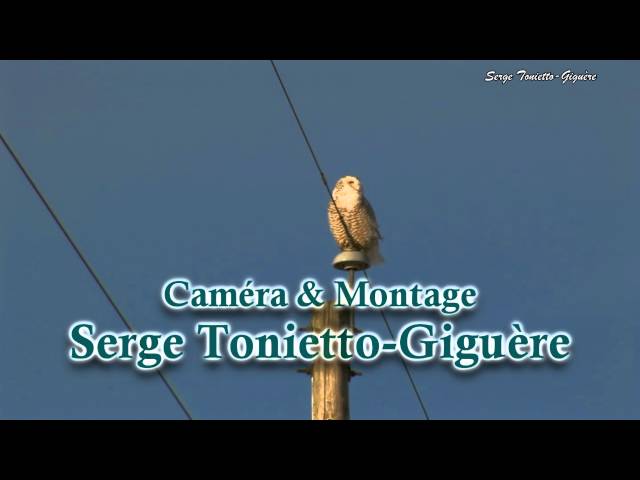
[366,243,384,266]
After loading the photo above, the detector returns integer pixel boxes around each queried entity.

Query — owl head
[334,175,363,194]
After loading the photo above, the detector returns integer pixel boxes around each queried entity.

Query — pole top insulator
[332,250,369,271]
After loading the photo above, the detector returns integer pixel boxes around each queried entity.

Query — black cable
[0,131,194,420]
[269,60,431,420]
[363,271,431,419]
[269,60,362,250]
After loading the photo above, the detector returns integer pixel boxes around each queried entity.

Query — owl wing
[362,196,383,240]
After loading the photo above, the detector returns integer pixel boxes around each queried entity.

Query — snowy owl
[328,175,384,265]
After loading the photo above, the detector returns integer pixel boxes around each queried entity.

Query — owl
[328,175,384,265]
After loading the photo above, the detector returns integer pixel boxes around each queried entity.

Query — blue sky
[1,60,638,419]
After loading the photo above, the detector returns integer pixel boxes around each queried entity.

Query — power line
[363,270,430,419]
[269,60,431,420]
[0,131,194,420]
[269,60,362,251]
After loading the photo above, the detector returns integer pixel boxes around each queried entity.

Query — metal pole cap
[332,250,370,271]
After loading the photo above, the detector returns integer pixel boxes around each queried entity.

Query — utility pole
[309,301,351,420]
[304,250,368,420]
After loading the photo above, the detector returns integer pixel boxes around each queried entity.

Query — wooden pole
[310,300,352,420]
